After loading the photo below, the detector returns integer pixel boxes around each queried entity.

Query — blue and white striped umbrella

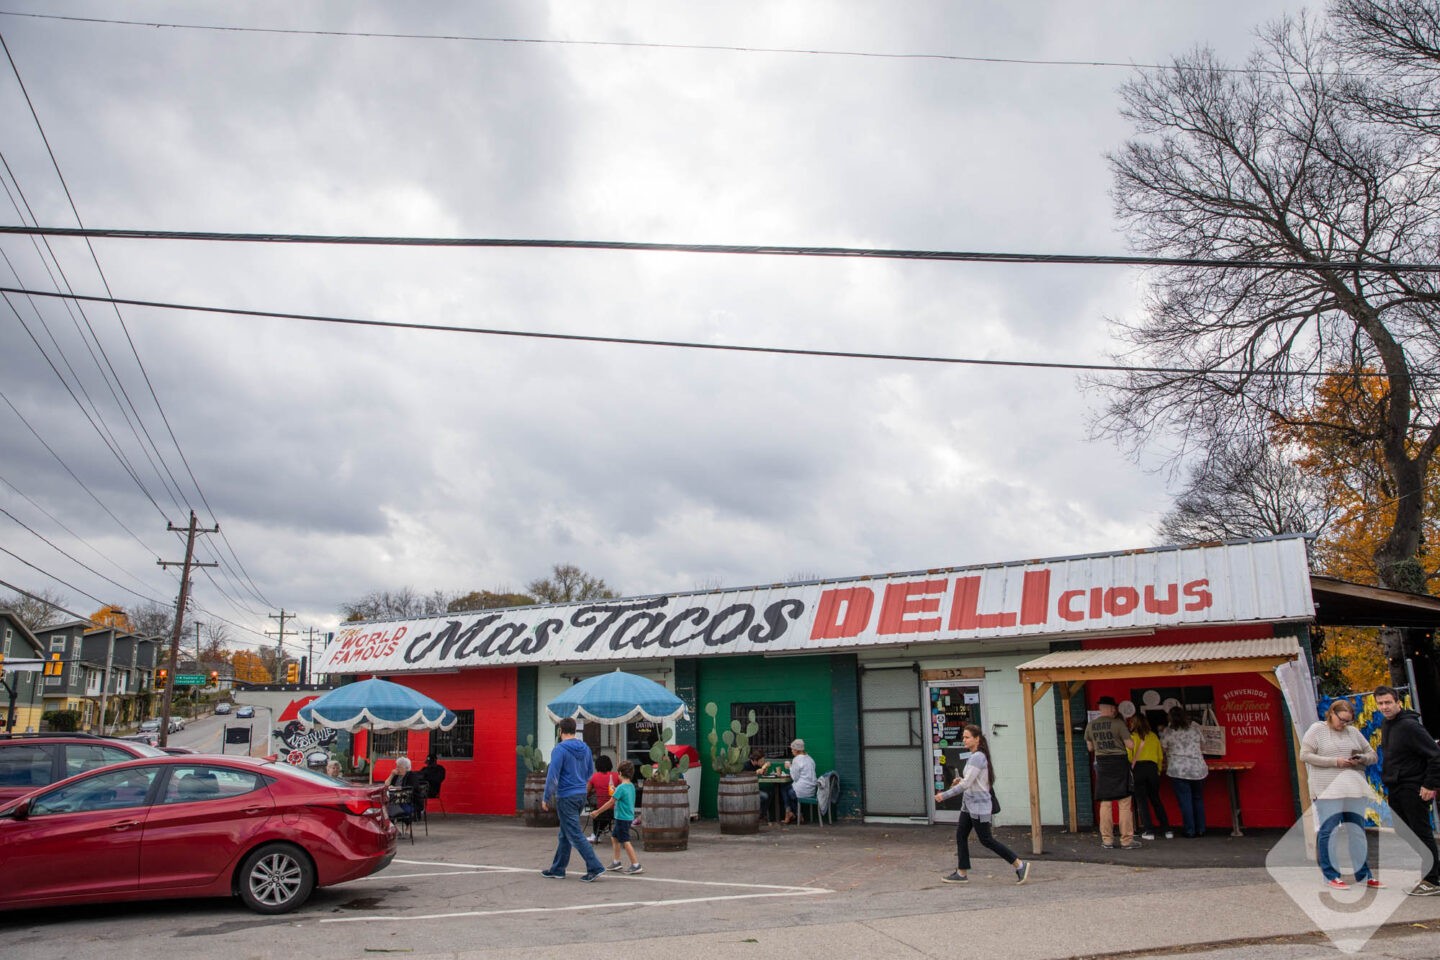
[546,669,687,724]
[299,678,457,733]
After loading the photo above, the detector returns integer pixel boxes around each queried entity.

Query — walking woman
[1300,699,1381,889]
[935,724,1031,885]
[1129,714,1172,840]
[1159,707,1209,837]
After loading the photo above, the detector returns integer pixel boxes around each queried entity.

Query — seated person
[743,748,774,820]
[419,754,447,799]
[586,756,619,841]
[384,757,423,819]
[782,738,817,825]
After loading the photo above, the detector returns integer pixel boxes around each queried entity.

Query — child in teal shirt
[593,760,642,875]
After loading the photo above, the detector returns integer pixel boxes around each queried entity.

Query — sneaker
[1164,831,1174,839]
[1366,878,1385,889]
[941,871,969,884]
[585,834,596,842]
[626,864,644,875]
[1410,880,1440,896]
[540,869,565,879]
[1139,832,1156,841]
[606,860,624,872]
[579,870,604,883]
[1101,841,1115,849]
[1326,878,1349,890]
[1015,861,1031,885]
[1120,840,1143,850]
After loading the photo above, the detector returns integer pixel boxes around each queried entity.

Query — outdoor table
[1206,760,1256,837]
[758,775,791,823]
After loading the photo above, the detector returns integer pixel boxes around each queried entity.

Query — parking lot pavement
[7,816,1440,960]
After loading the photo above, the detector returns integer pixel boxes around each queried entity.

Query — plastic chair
[797,771,839,825]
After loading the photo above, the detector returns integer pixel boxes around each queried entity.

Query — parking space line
[322,860,832,924]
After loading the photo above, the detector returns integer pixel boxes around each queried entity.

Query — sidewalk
[347,814,1440,960]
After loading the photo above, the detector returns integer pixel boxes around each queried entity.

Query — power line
[0,284,1417,380]
[0,9,1401,79]
[0,504,170,607]
[2,225,1437,273]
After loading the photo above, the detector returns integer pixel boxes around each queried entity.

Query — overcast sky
[0,1,1310,652]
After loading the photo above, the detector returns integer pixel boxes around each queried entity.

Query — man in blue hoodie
[540,717,607,882]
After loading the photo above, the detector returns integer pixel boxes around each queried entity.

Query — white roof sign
[316,536,1315,675]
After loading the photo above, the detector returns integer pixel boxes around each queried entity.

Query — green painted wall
[695,655,841,819]
[828,654,862,818]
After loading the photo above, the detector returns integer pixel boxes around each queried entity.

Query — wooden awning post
[1060,680,1082,832]
[1021,678,1044,855]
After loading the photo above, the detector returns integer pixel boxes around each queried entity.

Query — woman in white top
[934,724,1030,885]
[781,739,817,824]
[1159,707,1209,837]
[1301,699,1380,889]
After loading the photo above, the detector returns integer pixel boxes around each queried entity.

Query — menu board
[929,683,982,812]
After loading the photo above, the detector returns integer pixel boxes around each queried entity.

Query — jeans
[1133,761,1170,832]
[1389,783,1440,885]
[547,794,606,876]
[1170,776,1207,837]
[955,810,1019,870]
[1314,797,1371,883]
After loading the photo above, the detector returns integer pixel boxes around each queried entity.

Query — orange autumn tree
[230,649,274,684]
[1277,370,1440,691]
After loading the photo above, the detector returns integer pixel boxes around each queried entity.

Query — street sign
[174,674,206,686]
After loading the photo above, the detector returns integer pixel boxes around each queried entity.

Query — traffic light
[285,662,300,684]
[0,651,5,679]
[208,669,219,685]
[44,653,62,677]
[157,667,169,685]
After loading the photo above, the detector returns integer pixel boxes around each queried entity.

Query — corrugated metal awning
[1016,636,1301,682]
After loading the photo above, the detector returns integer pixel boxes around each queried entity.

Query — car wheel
[237,843,315,914]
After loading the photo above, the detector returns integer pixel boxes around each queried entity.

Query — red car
[0,755,397,913]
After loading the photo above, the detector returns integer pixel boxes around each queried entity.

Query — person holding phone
[1300,699,1380,890]
[934,724,1030,886]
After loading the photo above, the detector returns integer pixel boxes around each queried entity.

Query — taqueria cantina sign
[316,537,1313,674]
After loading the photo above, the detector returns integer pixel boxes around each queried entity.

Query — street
[165,703,272,756]
[5,814,1440,960]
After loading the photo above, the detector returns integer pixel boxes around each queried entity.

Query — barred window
[731,702,796,760]
[428,709,474,759]
[371,730,409,758]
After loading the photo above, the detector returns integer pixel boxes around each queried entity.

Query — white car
[214,702,232,715]
[138,719,161,734]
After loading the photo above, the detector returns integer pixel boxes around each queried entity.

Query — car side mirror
[8,800,30,821]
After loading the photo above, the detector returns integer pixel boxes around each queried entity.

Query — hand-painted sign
[317,536,1314,674]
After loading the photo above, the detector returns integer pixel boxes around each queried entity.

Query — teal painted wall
[515,665,538,811]
[829,654,862,818]
[695,655,840,819]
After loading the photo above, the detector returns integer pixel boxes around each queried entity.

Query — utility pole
[304,627,320,684]
[267,609,295,682]
[156,510,218,747]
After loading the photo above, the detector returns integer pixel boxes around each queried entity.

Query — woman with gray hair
[781,739,817,824]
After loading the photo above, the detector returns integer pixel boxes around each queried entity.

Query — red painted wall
[1083,624,1298,830]
[365,670,518,815]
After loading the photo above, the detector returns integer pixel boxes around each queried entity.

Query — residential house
[0,610,45,732]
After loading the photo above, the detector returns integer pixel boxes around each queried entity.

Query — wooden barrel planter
[522,772,558,827]
[717,772,761,835]
[640,780,690,852]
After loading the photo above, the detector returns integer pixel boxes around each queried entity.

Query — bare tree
[447,589,537,612]
[1156,430,1336,545]
[1099,14,1440,688]
[526,564,618,604]
[1,586,70,630]
[340,587,454,622]
[1332,0,1440,137]
[127,600,178,638]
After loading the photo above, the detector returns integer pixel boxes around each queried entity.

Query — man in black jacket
[1376,685,1440,895]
